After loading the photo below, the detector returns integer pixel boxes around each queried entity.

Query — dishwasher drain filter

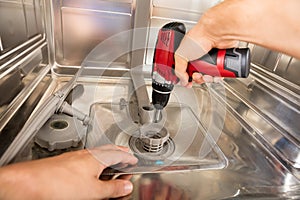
[140,123,169,153]
[129,123,175,160]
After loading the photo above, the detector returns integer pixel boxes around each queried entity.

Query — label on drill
[152,29,179,86]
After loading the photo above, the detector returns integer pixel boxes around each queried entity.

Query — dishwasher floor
[30,78,299,199]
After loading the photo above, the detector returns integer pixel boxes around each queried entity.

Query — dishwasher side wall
[0,0,52,157]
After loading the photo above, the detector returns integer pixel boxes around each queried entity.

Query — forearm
[188,0,300,59]
[0,166,32,199]
[0,167,11,199]
[236,0,300,59]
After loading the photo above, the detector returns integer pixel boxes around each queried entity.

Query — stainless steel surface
[0,0,300,199]
[250,44,300,86]
[130,0,152,111]
[0,65,50,131]
[0,0,51,159]
[0,0,43,54]
[0,74,51,160]
[74,77,300,198]
[0,36,49,115]
[50,0,134,67]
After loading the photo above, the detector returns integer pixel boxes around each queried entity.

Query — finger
[174,54,189,87]
[97,179,133,199]
[116,174,133,181]
[192,73,205,85]
[94,144,120,151]
[116,146,130,152]
[193,73,223,84]
[92,145,130,153]
[185,82,193,88]
[88,149,138,169]
[175,34,209,88]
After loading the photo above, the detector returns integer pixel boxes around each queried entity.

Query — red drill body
[151,22,250,116]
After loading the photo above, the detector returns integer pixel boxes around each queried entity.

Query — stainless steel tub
[0,0,299,199]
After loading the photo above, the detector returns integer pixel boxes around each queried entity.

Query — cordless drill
[151,22,250,122]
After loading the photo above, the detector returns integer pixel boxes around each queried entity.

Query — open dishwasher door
[0,0,300,199]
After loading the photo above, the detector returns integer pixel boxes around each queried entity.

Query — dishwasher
[0,0,299,199]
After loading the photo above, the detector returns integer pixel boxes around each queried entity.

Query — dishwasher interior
[0,0,300,199]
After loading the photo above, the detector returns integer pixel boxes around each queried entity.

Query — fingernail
[124,182,133,194]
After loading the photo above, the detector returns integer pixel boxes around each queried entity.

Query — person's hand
[0,144,138,200]
[175,0,300,86]
[175,0,242,87]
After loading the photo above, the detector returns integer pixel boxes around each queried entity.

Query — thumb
[98,179,133,199]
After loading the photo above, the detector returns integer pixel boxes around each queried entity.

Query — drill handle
[186,48,251,81]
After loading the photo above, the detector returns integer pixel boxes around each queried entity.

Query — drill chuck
[152,83,172,110]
